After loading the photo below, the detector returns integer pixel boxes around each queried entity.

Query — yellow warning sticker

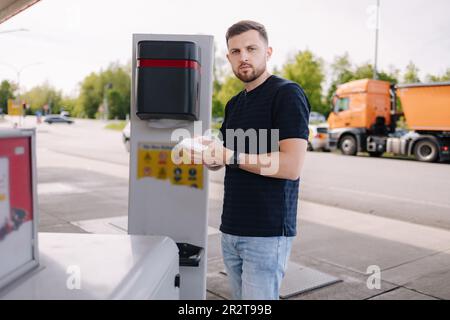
[137,143,203,190]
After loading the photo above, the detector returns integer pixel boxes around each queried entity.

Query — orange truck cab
[327,79,450,163]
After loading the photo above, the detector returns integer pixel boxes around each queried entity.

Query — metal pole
[104,83,112,120]
[373,0,380,80]
[105,93,109,120]
[17,63,42,125]
[17,70,23,126]
[103,88,107,121]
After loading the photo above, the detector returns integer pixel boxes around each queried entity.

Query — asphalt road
[3,116,449,230]
[211,151,450,230]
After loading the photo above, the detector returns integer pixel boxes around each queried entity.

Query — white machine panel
[128,34,214,300]
[0,233,179,300]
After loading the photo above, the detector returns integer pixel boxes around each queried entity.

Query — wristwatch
[227,151,240,169]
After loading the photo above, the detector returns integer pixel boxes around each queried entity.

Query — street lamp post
[16,62,43,96]
[0,62,42,97]
[373,0,380,80]
[103,83,113,120]
[0,62,42,126]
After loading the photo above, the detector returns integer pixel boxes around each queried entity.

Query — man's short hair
[226,20,268,46]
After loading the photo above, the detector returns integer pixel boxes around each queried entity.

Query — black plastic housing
[136,41,201,121]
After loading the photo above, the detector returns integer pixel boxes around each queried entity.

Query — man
[197,20,310,300]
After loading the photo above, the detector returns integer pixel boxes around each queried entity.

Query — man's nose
[239,51,249,62]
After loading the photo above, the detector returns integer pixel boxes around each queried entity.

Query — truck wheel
[307,142,313,151]
[340,135,357,156]
[369,151,383,157]
[414,139,438,163]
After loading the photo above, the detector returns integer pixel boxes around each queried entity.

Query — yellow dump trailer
[397,83,450,131]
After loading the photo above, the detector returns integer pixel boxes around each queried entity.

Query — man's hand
[174,136,233,170]
[200,137,233,167]
[175,136,307,179]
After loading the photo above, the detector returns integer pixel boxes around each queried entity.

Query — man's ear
[266,46,273,61]
[226,53,230,63]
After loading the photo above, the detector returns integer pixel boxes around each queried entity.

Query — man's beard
[234,63,266,83]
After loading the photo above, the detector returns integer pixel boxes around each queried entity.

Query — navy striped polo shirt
[219,75,311,237]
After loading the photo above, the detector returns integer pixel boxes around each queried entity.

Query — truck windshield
[335,97,350,113]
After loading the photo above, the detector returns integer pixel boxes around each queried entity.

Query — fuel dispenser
[128,34,214,300]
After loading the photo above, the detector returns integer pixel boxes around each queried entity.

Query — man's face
[227,30,272,83]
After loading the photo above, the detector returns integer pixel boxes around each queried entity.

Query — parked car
[309,111,326,124]
[308,123,329,151]
[44,114,74,124]
[122,121,131,152]
[212,117,224,124]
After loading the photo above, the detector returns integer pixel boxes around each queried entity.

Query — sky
[0,0,449,96]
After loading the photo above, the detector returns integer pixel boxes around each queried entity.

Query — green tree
[0,80,16,114]
[107,89,126,120]
[77,62,131,119]
[353,63,375,79]
[216,74,244,110]
[426,68,450,82]
[21,82,63,115]
[100,62,131,119]
[281,50,326,115]
[211,48,226,119]
[326,53,354,112]
[59,96,78,117]
[78,72,102,118]
[212,78,224,118]
[353,63,398,84]
[211,44,232,119]
[325,54,399,116]
[403,61,421,83]
[330,53,353,82]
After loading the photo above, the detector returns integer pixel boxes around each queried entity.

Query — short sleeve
[272,83,311,141]
[219,100,231,144]
[219,98,233,145]
[219,94,239,144]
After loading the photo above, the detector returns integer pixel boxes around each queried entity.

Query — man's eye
[248,47,256,52]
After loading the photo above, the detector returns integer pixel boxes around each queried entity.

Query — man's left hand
[198,136,233,167]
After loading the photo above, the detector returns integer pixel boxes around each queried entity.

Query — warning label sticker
[137,143,203,190]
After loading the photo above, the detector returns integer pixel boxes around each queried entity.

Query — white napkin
[175,136,209,153]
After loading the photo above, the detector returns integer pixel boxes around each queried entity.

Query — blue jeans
[221,233,294,300]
